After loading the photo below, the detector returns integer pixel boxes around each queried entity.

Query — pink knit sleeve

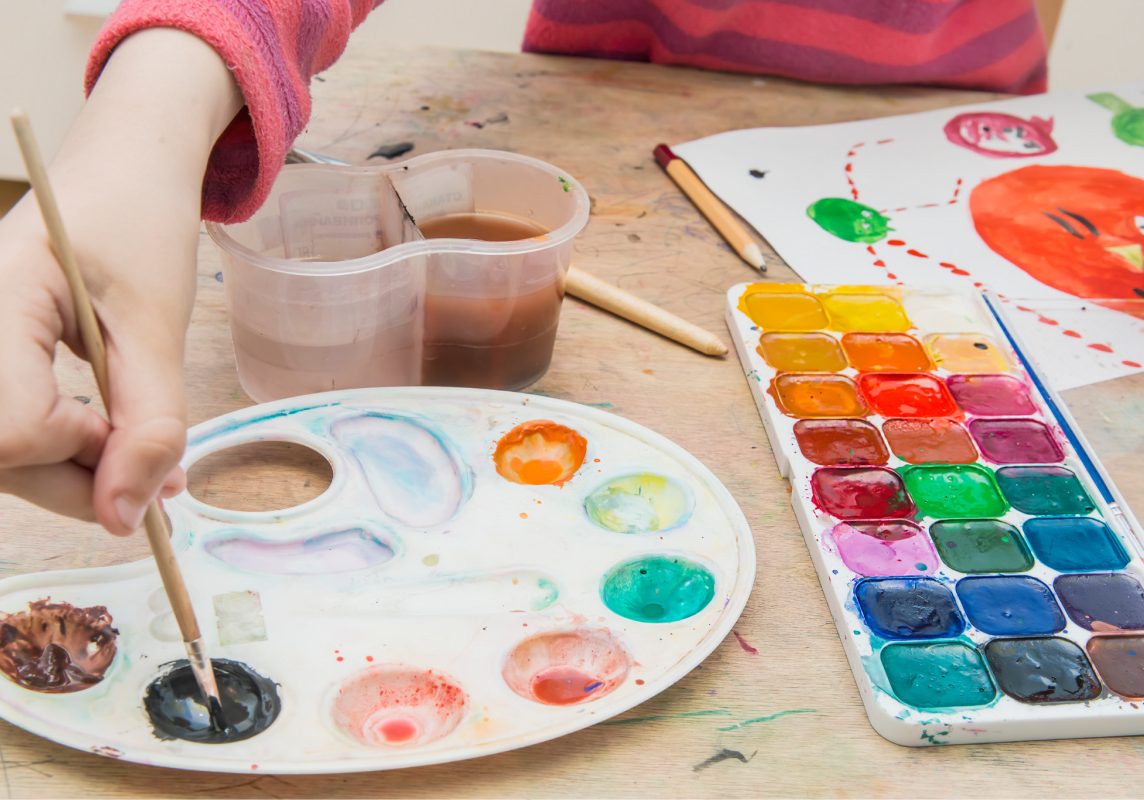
[85,0,381,223]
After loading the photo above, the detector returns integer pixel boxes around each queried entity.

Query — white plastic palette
[726,282,1144,747]
[0,388,754,773]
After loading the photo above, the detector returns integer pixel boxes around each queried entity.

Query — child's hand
[0,29,240,535]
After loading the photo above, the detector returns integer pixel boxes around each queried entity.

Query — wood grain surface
[1,44,1141,799]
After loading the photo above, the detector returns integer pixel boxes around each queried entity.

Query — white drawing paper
[676,86,1144,390]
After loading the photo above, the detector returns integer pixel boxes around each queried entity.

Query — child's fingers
[0,462,97,524]
[91,320,187,536]
[0,320,109,469]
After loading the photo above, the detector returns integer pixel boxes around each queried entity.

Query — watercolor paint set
[725,282,1144,746]
[0,388,753,773]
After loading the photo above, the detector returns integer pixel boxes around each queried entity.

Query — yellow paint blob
[817,292,912,332]
[925,334,1011,373]
[757,332,847,371]
[743,293,828,331]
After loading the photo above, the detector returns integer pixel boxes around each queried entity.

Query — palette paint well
[0,388,754,773]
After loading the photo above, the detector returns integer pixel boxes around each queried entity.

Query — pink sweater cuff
[85,0,368,223]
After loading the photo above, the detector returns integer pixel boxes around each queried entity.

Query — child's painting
[676,86,1144,390]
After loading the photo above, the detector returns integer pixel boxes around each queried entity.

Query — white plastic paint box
[207,150,590,402]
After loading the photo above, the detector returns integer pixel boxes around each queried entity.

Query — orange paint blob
[494,420,587,486]
[757,332,847,371]
[971,165,1144,306]
[883,418,979,463]
[530,666,604,705]
[841,333,932,371]
[926,334,1011,373]
[519,512,528,519]
[773,374,868,418]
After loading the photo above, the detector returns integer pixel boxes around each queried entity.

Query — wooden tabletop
[3,44,1142,799]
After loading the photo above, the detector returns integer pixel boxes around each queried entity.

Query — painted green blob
[900,464,1008,518]
[881,641,997,709]
[601,556,715,623]
[532,578,560,610]
[585,474,692,533]
[929,519,1033,573]
[807,198,892,243]
[995,466,1096,516]
[1088,93,1144,146]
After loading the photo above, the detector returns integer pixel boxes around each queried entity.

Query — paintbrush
[10,110,226,726]
[981,290,1144,550]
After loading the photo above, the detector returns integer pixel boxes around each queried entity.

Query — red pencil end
[653,143,677,169]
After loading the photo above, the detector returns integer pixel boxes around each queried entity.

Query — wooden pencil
[654,143,765,271]
[565,266,727,357]
[10,110,224,720]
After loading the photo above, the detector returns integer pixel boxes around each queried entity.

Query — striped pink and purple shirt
[87,0,1047,222]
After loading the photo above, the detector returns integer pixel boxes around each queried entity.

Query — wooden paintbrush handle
[564,266,728,357]
[11,111,205,645]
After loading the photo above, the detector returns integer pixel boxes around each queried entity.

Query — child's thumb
[91,330,188,536]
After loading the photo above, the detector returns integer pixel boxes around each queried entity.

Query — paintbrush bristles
[10,111,111,398]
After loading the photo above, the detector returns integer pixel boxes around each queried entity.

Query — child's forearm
[57,28,242,210]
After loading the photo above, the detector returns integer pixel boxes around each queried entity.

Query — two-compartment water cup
[206,150,590,402]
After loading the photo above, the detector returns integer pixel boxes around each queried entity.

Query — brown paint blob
[772,374,867,418]
[793,419,888,465]
[1087,636,1144,699]
[841,333,932,371]
[0,600,117,693]
[882,418,979,464]
[494,420,587,485]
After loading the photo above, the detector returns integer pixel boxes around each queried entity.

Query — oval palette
[0,388,754,773]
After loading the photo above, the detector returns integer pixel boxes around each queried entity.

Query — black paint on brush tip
[144,659,281,744]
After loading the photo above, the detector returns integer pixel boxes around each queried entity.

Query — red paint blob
[530,666,604,705]
[887,239,906,246]
[1089,343,1114,353]
[858,373,958,417]
[906,249,928,258]
[379,717,419,743]
[1124,360,1142,368]
[811,467,914,519]
[794,419,888,466]
[635,678,645,685]
[1063,329,1082,338]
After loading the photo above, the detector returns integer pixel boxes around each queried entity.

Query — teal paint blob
[995,466,1095,516]
[601,556,715,623]
[881,641,997,709]
[1023,517,1129,572]
[806,198,892,243]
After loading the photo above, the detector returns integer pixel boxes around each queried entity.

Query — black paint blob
[144,659,281,744]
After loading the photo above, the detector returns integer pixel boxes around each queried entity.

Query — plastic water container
[206,150,590,402]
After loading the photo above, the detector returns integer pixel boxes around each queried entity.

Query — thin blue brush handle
[980,292,1115,505]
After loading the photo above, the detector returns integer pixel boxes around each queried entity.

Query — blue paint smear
[188,402,341,447]
[854,577,964,640]
[956,575,1065,635]
[1023,517,1129,572]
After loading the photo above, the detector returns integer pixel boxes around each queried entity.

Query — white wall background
[0,0,1139,178]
